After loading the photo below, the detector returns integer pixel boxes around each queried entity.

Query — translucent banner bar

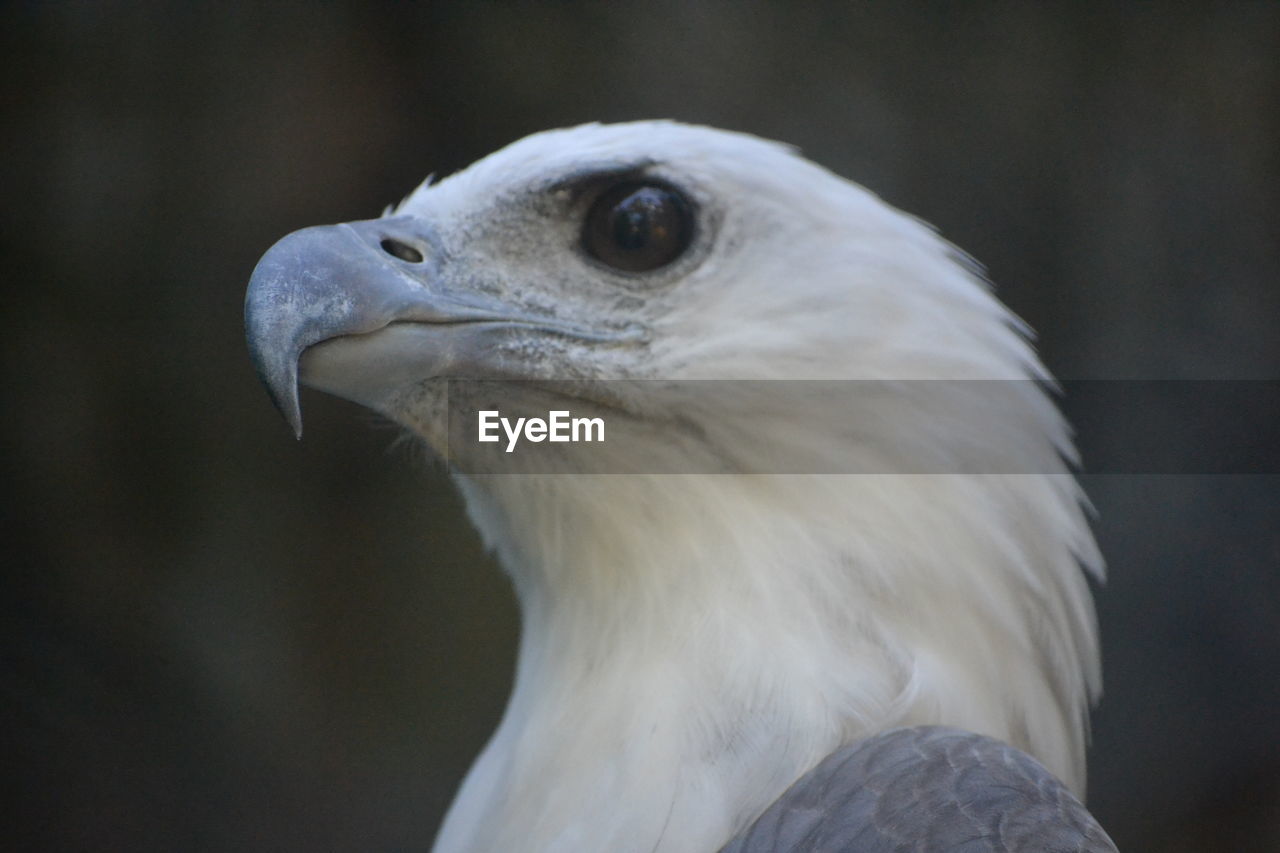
[437,380,1280,475]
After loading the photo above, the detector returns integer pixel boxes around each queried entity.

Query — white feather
[374,122,1102,853]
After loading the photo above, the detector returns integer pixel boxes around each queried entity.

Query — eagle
[245,121,1116,852]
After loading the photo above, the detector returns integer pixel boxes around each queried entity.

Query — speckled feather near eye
[721,727,1117,853]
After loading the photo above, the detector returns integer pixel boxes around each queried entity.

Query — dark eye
[582,182,693,273]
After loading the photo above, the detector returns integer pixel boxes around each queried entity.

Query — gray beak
[244,216,510,437]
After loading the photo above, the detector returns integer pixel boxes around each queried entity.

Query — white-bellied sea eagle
[245,121,1116,852]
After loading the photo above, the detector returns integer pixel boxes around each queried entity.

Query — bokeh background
[4,3,1278,851]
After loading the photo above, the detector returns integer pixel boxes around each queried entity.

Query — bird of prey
[245,121,1116,852]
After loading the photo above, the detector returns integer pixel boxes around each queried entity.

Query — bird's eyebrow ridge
[540,159,661,198]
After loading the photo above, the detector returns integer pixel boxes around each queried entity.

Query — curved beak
[244,216,513,438]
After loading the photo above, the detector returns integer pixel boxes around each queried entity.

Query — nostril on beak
[380,238,424,263]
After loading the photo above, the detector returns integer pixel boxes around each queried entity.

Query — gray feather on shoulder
[721,726,1117,853]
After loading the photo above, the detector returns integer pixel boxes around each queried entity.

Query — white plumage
[247,121,1103,853]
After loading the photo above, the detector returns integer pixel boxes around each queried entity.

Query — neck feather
[432,471,1098,853]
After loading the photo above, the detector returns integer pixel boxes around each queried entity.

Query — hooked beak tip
[283,400,304,441]
[259,358,302,438]
[245,310,305,440]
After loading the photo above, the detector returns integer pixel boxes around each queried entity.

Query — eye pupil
[584,182,692,272]
[614,204,651,250]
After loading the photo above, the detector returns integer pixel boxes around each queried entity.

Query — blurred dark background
[3,3,1277,851]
